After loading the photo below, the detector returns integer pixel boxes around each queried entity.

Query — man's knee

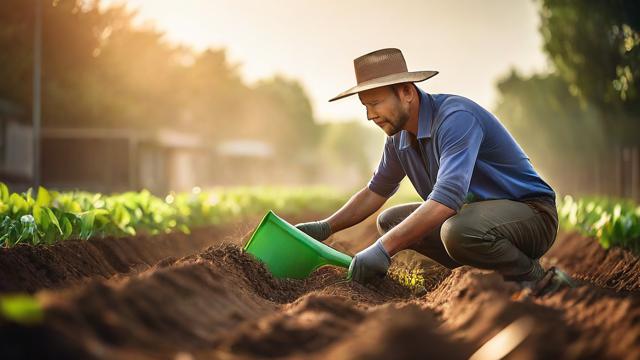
[376,209,396,235]
[377,202,422,235]
[440,216,480,262]
[376,204,416,235]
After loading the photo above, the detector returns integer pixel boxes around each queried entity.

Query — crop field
[0,185,639,359]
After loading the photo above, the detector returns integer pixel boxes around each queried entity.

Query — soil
[0,212,638,359]
[0,213,322,294]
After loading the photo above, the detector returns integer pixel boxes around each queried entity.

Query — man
[296,48,574,295]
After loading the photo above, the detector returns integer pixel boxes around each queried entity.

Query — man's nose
[367,108,377,120]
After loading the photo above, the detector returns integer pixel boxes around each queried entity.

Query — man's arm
[379,199,455,256]
[328,135,404,231]
[297,136,403,241]
[295,186,387,241]
[325,186,388,233]
[349,111,483,284]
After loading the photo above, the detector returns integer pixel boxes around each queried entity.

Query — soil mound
[0,213,331,295]
[2,229,640,359]
[0,243,415,359]
[546,232,640,292]
[0,226,235,294]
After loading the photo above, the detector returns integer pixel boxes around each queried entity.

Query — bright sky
[102,0,549,122]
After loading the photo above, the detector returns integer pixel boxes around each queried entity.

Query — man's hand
[295,220,332,242]
[348,239,391,284]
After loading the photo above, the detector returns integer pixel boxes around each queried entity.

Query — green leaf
[32,205,43,225]
[17,219,38,245]
[61,216,73,240]
[123,225,136,236]
[9,193,28,214]
[35,187,51,207]
[114,204,131,229]
[44,207,63,235]
[93,209,109,217]
[36,205,52,235]
[24,188,35,208]
[79,211,96,240]
[0,183,9,203]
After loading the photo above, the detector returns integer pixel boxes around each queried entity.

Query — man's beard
[384,109,410,136]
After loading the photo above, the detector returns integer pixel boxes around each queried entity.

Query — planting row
[558,195,640,252]
[0,183,347,247]
[2,182,639,252]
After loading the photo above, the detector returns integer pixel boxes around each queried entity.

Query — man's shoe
[530,266,576,296]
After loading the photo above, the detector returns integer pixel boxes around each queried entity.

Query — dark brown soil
[0,226,232,294]
[0,213,325,294]
[0,212,639,360]
[545,232,640,291]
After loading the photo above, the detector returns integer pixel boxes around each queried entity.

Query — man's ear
[401,83,416,103]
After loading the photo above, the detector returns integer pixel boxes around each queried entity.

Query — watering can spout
[243,211,353,279]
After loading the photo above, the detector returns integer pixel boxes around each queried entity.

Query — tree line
[494,0,639,199]
[0,0,382,187]
[0,0,319,153]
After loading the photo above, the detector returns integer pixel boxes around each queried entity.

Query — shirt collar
[398,87,433,150]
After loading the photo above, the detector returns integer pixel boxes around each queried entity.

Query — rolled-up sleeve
[428,111,484,211]
[367,137,406,198]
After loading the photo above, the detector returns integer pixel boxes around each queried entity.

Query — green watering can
[243,210,353,279]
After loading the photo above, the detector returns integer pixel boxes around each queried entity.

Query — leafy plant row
[0,183,347,247]
[3,182,638,253]
[558,195,640,252]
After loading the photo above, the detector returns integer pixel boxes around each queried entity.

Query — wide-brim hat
[329,48,438,102]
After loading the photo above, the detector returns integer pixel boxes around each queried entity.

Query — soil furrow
[1,220,639,359]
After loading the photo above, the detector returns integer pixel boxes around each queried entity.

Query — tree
[0,1,251,134]
[540,0,640,142]
[250,76,319,157]
[0,0,329,188]
[177,48,248,138]
[494,69,605,195]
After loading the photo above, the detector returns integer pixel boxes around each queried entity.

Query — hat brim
[328,70,439,102]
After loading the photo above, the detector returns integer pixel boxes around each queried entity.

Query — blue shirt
[367,86,555,211]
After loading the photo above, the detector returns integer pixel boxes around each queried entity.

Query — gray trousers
[377,197,558,281]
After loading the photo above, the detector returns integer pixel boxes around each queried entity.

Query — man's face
[358,86,410,136]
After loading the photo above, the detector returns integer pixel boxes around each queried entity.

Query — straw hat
[329,48,438,102]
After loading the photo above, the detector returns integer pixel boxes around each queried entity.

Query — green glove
[295,220,332,242]
[348,239,391,284]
